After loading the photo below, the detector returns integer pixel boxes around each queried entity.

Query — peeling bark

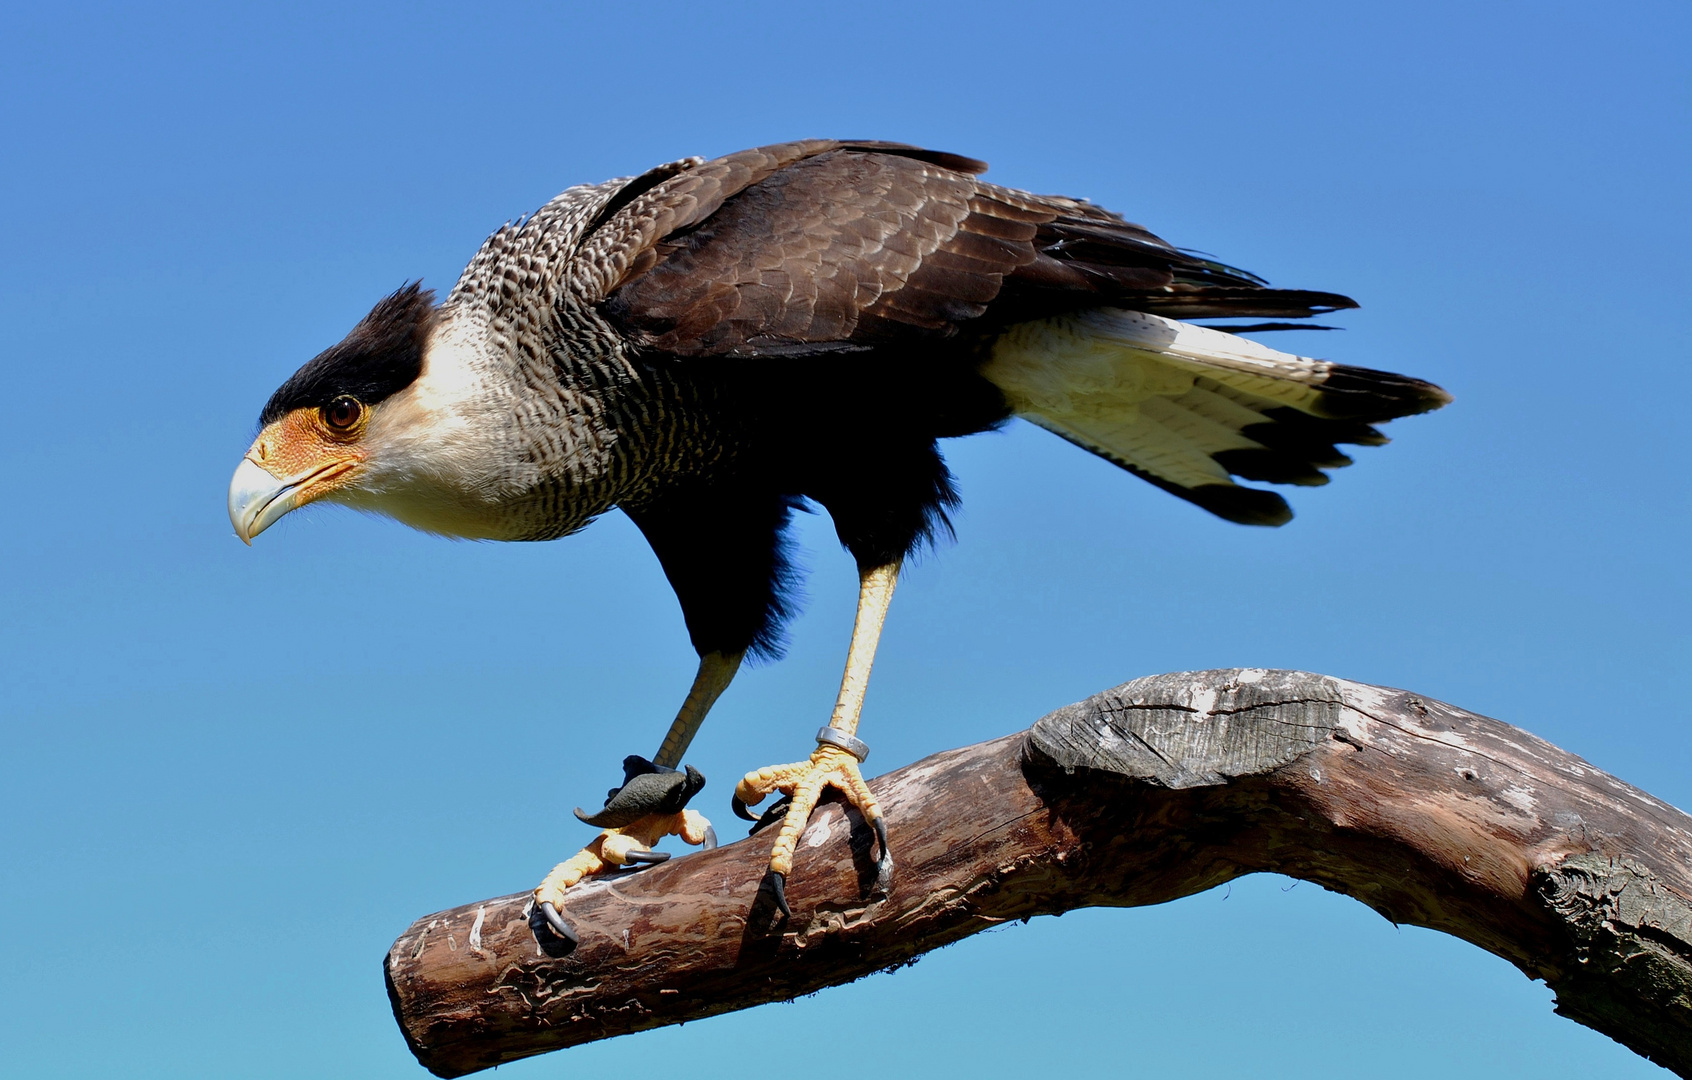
[385,670,1692,1078]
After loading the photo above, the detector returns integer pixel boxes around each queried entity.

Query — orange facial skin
[244,405,368,505]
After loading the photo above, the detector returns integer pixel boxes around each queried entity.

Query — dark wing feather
[587,140,1352,359]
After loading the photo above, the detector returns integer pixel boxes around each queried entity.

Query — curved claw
[871,816,894,897]
[621,847,672,865]
[762,870,791,918]
[538,901,579,947]
[702,824,718,850]
[749,794,792,836]
[731,795,760,822]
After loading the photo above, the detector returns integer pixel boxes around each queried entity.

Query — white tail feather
[982,308,1337,494]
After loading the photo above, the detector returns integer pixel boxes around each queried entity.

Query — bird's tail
[980,309,1450,525]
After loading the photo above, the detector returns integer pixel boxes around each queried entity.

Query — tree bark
[384,670,1692,1078]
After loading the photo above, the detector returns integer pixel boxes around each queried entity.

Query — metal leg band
[815,726,869,762]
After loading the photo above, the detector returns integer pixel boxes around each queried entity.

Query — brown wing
[587,140,1355,359]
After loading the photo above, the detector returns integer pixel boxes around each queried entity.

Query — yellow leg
[735,561,900,914]
[653,651,742,769]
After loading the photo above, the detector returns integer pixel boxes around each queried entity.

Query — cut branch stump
[385,670,1692,1077]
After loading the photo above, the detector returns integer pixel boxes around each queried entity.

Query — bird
[228,139,1450,941]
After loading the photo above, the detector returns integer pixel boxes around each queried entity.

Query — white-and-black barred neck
[419,170,740,540]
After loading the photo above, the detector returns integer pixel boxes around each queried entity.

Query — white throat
[334,310,544,539]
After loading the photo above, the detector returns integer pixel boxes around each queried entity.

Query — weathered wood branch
[385,670,1692,1077]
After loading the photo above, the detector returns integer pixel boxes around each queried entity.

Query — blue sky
[2,2,1687,1076]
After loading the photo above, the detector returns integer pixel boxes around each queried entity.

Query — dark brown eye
[323,396,363,431]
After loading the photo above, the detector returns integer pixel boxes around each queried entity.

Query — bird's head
[228,282,440,543]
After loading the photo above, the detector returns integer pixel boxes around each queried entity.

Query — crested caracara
[229,140,1450,940]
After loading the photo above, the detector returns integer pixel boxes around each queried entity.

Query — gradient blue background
[3,2,1687,1076]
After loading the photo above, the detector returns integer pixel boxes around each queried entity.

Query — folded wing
[589,139,1356,356]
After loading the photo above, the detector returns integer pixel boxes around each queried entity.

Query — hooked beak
[229,411,366,544]
[228,457,307,544]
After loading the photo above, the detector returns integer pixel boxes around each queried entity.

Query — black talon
[763,870,791,918]
[749,794,792,836]
[537,901,579,947]
[702,824,718,850]
[620,847,672,865]
[732,795,759,822]
[871,816,895,897]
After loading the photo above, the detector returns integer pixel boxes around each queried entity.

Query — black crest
[260,282,438,424]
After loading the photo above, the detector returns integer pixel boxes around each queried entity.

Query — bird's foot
[532,808,714,945]
[532,757,715,946]
[731,729,892,918]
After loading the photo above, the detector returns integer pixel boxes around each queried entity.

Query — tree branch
[384,670,1692,1078]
